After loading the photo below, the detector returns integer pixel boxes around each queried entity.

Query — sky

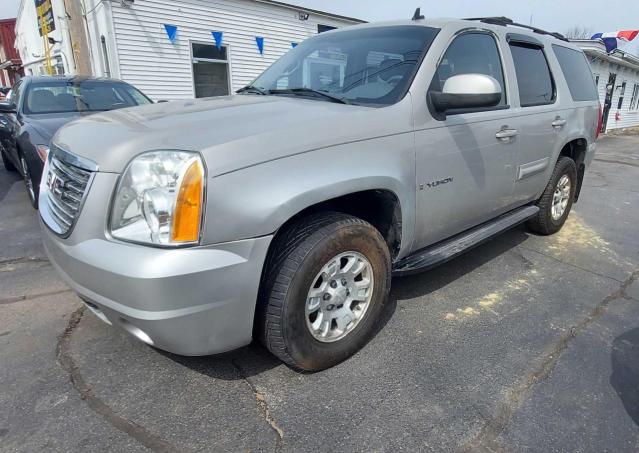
[1,0,637,54]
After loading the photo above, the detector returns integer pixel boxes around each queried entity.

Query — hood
[24,112,89,145]
[52,94,413,175]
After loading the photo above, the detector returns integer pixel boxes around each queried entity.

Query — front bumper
[42,221,272,355]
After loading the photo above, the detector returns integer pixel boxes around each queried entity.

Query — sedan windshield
[249,25,439,107]
[24,80,152,114]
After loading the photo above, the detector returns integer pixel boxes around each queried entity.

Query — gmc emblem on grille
[47,172,64,192]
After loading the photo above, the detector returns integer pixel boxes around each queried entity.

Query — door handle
[552,118,567,128]
[495,129,518,141]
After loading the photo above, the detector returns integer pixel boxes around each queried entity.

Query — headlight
[110,150,205,246]
[35,144,50,162]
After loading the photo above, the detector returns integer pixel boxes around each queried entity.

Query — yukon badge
[420,177,454,190]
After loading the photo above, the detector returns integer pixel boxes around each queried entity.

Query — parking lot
[0,134,638,452]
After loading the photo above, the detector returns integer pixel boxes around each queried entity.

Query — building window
[318,24,336,33]
[594,74,599,87]
[617,81,626,109]
[630,84,639,110]
[191,42,230,98]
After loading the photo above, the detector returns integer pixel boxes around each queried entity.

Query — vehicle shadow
[166,226,532,380]
[610,327,639,426]
[0,159,22,204]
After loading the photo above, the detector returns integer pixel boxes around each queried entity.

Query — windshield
[24,80,152,114]
[250,25,439,107]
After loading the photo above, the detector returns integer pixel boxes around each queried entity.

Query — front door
[601,73,617,133]
[414,31,518,249]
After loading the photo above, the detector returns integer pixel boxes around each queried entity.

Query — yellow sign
[35,0,56,36]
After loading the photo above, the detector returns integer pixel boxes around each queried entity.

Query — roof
[252,0,365,24]
[21,75,129,83]
[571,39,639,71]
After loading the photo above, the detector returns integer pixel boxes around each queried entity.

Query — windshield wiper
[236,85,269,95]
[269,88,350,105]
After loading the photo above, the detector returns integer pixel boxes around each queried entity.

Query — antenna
[412,8,425,21]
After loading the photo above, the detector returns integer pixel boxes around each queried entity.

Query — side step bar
[392,205,539,276]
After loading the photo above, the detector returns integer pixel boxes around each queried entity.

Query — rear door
[507,38,568,205]
[414,30,519,248]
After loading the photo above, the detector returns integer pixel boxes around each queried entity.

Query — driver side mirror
[0,102,16,113]
[430,74,502,113]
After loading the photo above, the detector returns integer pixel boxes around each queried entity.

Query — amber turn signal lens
[171,160,204,243]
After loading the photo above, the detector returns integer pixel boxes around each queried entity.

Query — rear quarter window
[552,45,599,101]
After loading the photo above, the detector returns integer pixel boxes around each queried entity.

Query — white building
[15,0,76,76]
[574,40,639,132]
[15,0,363,101]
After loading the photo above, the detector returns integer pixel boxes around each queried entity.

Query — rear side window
[552,45,598,101]
[509,43,555,107]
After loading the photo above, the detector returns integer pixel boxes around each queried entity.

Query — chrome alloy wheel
[305,251,374,343]
[21,156,35,202]
[551,174,571,221]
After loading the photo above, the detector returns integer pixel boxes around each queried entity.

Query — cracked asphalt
[1,135,639,452]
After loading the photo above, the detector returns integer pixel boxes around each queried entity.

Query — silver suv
[40,17,600,371]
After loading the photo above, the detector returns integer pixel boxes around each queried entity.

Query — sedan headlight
[110,150,205,246]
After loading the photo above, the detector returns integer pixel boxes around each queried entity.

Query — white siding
[104,0,359,100]
[15,0,74,75]
[587,56,639,132]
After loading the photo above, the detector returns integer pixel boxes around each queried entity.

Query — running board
[392,205,539,276]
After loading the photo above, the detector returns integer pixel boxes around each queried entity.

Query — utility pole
[62,0,92,75]
[37,3,53,75]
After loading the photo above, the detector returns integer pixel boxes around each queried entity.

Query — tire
[1,146,17,172]
[19,153,38,209]
[258,212,391,371]
[527,156,577,235]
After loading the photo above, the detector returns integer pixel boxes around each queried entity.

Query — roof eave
[251,0,366,24]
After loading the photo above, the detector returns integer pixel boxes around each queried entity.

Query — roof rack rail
[464,16,569,42]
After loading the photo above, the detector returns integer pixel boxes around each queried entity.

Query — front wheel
[527,156,577,235]
[258,213,391,371]
[20,154,38,209]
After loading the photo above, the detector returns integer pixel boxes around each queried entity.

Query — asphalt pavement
[1,135,638,452]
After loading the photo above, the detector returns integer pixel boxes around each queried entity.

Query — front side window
[23,81,152,114]
[552,45,598,102]
[432,32,507,107]
[250,26,439,107]
[509,43,555,107]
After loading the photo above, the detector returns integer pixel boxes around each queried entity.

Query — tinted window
[318,24,336,33]
[24,80,151,114]
[552,45,598,101]
[510,44,555,107]
[433,32,506,107]
[251,26,439,107]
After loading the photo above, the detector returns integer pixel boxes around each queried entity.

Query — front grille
[44,153,93,235]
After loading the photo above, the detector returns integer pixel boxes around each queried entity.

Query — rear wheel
[258,213,391,371]
[527,156,577,235]
[1,145,17,172]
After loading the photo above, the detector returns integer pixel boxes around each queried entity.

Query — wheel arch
[556,137,588,202]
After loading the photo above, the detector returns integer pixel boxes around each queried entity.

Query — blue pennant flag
[291,42,298,48]
[255,36,264,55]
[164,24,178,43]
[212,31,223,50]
